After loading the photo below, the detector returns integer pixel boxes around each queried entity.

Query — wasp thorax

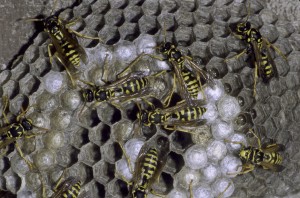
[21,118,33,130]
[44,16,60,33]
[83,89,94,102]
[95,89,109,102]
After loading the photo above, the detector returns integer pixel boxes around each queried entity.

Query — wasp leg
[65,17,81,28]
[55,54,76,87]
[224,49,247,63]
[2,96,10,124]
[117,53,164,78]
[53,170,67,192]
[163,125,196,134]
[263,38,287,60]
[115,171,132,187]
[217,182,232,198]
[101,54,110,83]
[189,179,194,198]
[248,129,262,149]
[15,142,34,170]
[253,61,258,96]
[162,73,176,108]
[48,43,54,65]
[69,29,103,42]
[150,189,165,197]
[118,143,134,173]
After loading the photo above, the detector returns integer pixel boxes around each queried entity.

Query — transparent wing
[262,143,285,153]
[184,58,215,88]
[260,161,285,172]
[171,61,194,105]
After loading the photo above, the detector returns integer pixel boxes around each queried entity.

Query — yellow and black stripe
[60,41,80,67]
[171,106,206,121]
[62,180,81,198]
[117,77,149,95]
[141,148,158,183]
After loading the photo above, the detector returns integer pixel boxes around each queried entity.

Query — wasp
[79,70,167,114]
[0,97,47,170]
[136,100,207,133]
[226,4,286,95]
[226,129,285,175]
[25,0,102,86]
[117,135,170,198]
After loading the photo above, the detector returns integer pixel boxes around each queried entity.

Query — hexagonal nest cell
[0,0,299,197]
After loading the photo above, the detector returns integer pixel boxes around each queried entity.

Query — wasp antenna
[244,2,251,22]
[20,18,44,22]
[50,0,59,15]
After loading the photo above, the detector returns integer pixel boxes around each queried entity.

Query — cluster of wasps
[0,1,287,197]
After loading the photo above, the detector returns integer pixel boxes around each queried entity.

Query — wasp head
[83,89,94,103]
[158,42,173,54]
[239,147,251,161]
[235,21,251,34]
[44,15,60,34]
[21,118,33,131]
[137,110,150,125]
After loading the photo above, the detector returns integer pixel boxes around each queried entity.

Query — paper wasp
[136,99,207,133]
[226,129,285,175]
[226,4,287,95]
[117,135,170,198]
[79,70,167,114]
[0,97,47,170]
[116,28,215,107]
[24,0,102,86]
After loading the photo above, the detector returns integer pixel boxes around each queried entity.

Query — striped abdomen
[62,180,81,198]
[264,152,283,165]
[181,66,201,99]
[4,124,25,139]
[52,30,80,67]
[140,148,158,187]
[117,77,149,95]
[259,50,275,83]
[170,106,206,121]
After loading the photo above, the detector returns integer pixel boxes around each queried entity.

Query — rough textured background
[0,0,299,197]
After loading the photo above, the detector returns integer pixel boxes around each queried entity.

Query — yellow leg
[53,170,66,192]
[15,142,34,170]
[118,143,133,173]
[2,96,10,124]
[65,18,81,27]
[163,125,196,134]
[217,182,232,198]
[117,53,165,78]
[47,44,54,65]
[248,129,261,149]
[189,179,194,198]
[253,62,258,96]
[150,189,165,197]
[55,55,76,87]
[224,49,247,63]
[115,171,132,187]
[69,29,103,42]
[101,54,110,83]
[162,73,176,108]
[263,38,287,60]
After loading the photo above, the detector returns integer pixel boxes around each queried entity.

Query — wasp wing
[0,138,17,151]
[163,119,207,128]
[260,161,285,172]
[184,58,215,88]
[261,143,285,153]
[171,61,195,106]
[0,125,12,136]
